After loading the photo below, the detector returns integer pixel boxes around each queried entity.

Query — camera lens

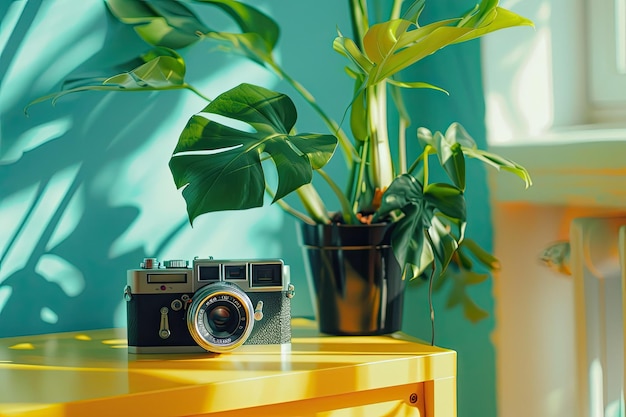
[205,305,238,336]
[187,282,254,353]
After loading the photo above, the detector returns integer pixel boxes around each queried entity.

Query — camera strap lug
[123,285,132,302]
[286,284,295,298]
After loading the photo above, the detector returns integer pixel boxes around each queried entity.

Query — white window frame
[588,0,626,122]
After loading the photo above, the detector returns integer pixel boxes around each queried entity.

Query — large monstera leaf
[169,83,338,224]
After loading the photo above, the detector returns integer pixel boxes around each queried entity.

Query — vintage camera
[124,257,294,353]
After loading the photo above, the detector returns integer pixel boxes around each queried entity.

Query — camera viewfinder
[198,266,220,281]
[251,264,282,287]
[224,265,247,280]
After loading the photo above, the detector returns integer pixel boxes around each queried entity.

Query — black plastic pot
[299,222,404,335]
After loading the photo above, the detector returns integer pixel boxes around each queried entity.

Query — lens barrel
[187,282,254,352]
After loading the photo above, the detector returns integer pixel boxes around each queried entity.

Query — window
[588,0,626,122]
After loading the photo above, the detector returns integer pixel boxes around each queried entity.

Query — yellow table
[0,319,456,417]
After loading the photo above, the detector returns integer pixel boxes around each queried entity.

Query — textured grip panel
[245,291,291,345]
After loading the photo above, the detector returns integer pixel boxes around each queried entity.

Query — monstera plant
[32,0,532,326]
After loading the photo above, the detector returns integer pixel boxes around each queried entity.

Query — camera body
[124,258,294,353]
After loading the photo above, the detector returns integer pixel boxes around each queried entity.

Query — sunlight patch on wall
[46,185,84,252]
[514,27,554,137]
[1,0,105,112]
[0,163,80,284]
[40,306,58,324]
[483,1,557,145]
[35,254,85,297]
[0,186,38,284]
[0,286,12,316]
[0,1,27,57]
[32,26,105,95]
[0,117,72,164]
[485,26,554,144]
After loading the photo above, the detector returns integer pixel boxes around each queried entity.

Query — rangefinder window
[148,273,187,283]
[198,266,220,281]
[252,264,282,287]
[224,265,247,280]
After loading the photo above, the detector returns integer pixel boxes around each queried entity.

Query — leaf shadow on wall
[0,11,191,337]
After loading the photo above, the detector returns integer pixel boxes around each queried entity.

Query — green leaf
[376,174,426,271]
[440,269,490,322]
[417,127,435,148]
[445,282,465,308]
[417,126,466,190]
[461,238,501,271]
[460,270,490,285]
[333,31,373,75]
[423,183,466,220]
[360,2,532,86]
[456,245,473,270]
[25,48,192,110]
[427,215,461,273]
[106,0,209,49]
[106,0,280,67]
[104,52,186,88]
[463,296,489,323]
[376,174,466,280]
[395,208,433,279]
[364,19,470,85]
[386,78,448,94]
[462,146,532,187]
[457,0,498,28]
[445,122,477,148]
[435,131,466,191]
[197,0,279,52]
[454,7,534,44]
[349,85,368,142]
[199,2,280,68]
[168,83,338,224]
[377,173,423,216]
[400,0,426,24]
[420,122,531,189]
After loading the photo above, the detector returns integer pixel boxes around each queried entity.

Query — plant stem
[366,81,394,192]
[348,0,369,49]
[295,183,332,224]
[398,117,407,174]
[273,199,316,225]
[317,169,356,224]
[390,0,403,19]
[422,145,431,186]
[185,84,212,103]
[350,138,369,214]
[429,262,436,346]
[265,181,329,224]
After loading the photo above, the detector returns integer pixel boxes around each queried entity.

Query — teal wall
[1,1,495,416]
